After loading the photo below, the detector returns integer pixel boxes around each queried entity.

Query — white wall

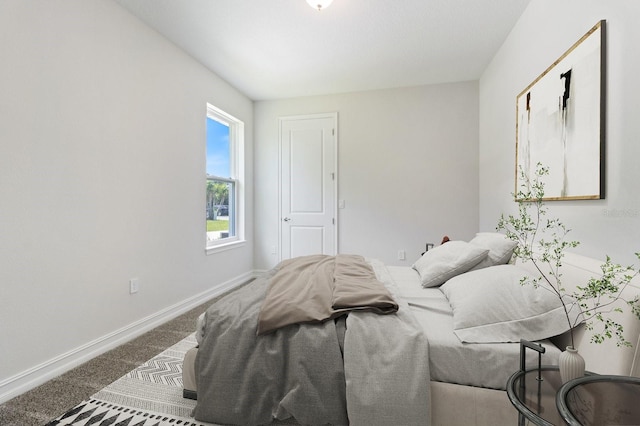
[479,1,640,266]
[0,0,253,401]
[254,82,479,269]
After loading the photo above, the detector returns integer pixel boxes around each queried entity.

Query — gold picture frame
[516,20,606,201]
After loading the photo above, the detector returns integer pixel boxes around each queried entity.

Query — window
[206,104,244,252]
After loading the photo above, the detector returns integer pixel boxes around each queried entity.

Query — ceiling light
[306,0,333,11]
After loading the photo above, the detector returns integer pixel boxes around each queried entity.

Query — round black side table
[556,374,640,426]
[507,366,596,426]
[507,366,565,426]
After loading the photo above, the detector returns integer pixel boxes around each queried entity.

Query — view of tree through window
[206,115,234,242]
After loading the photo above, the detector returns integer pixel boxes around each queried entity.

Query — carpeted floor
[0,285,244,426]
[47,333,205,425]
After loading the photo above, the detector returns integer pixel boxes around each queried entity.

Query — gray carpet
[47,333,204,425]
[0,286,244,426]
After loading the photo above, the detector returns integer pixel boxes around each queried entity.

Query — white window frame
[206,103,245,254]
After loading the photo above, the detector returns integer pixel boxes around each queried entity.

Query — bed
[182,234,640,426]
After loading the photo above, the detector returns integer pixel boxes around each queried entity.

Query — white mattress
[387,265,562,390]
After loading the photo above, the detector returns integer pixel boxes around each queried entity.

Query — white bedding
[194,262,562,391]
[184,253,640,426]
[387,265,562,390]
[194,262,561,391]
[192,258,431,425]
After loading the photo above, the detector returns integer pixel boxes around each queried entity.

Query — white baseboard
[0,271,255,404]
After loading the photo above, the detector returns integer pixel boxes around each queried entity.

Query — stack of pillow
[412,233,579,343]
[411,232,517,288]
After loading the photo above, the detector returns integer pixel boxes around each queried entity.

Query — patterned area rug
[46,334,211,426]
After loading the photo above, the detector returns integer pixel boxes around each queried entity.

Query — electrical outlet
[129,278,139,294]
[398,250,406,261]
[270,246,277,255]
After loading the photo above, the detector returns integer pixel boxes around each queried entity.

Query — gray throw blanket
[194,258,430,426]
[194,267,349,425]
[257,254,398,335]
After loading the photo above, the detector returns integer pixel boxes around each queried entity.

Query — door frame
[278,112,338,261]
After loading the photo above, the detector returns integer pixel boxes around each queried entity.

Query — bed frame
[182,252,640,426]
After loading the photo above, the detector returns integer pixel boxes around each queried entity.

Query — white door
[279,113,337,260]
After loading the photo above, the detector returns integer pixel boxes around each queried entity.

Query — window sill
[205,239,246,255]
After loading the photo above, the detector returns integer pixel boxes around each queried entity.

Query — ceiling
[114,0,530,101]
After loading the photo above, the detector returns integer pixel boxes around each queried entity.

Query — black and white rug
[46,334,211,426]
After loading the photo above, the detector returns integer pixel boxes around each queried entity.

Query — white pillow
[440,264,580,343]
[469,232,518,269]
[411,241,489,288]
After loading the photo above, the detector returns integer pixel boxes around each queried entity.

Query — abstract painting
[516,20,606,200]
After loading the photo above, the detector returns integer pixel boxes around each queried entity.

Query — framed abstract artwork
[516,20,606,201]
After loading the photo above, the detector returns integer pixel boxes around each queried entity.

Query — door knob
[283,217,291,222]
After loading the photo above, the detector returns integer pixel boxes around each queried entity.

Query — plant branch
[497,163,640,349]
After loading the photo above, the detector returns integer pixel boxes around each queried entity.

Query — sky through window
[206,117,230,177]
